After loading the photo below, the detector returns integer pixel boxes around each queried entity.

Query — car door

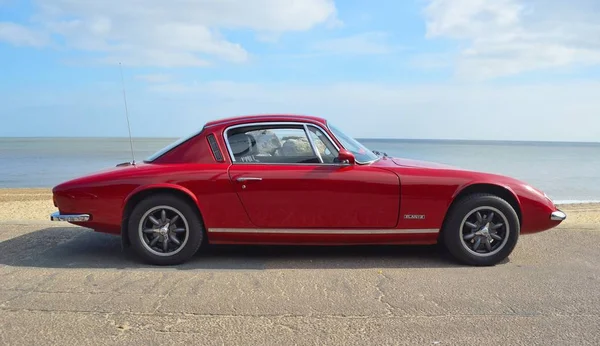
[224,122,400,229]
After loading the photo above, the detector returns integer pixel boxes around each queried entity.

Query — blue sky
[1,0,600,141]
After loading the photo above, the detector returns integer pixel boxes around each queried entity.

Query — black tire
[127,193,204,265]
[442,193,519,266]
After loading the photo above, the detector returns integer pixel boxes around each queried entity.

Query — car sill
[208,228,438,234]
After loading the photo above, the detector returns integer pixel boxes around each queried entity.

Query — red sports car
[50,114,566,266]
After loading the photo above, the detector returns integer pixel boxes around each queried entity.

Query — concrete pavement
[1,223,599,345]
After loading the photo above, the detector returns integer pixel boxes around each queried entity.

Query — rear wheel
[127,194,204,265]
[442,193,519,266]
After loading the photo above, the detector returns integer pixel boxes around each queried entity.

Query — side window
[307,126,339,163]
[226,125,321,164]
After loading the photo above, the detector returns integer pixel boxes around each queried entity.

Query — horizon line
[1,135,600,145]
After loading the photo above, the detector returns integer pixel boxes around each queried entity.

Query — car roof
[204,114,328,129]
[147,114,331,163]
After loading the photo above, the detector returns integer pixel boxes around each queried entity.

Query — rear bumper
[550,210,567,221]
[50,211,90,222]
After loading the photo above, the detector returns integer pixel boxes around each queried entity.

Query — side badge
[404,214,425,220]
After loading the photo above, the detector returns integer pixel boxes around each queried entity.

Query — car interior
[227,130,323,164]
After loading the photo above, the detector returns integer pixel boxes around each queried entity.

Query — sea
[1,137,599,204]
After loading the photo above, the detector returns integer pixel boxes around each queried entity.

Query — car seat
[228,133,259,162]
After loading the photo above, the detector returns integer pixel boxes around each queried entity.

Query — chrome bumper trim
[50,211,90,222]
[550,210,567,221]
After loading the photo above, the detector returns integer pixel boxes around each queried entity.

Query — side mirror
[337,149,355,165]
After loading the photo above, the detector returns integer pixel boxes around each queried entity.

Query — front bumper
[551,210,567,221]
[50,211,90,222]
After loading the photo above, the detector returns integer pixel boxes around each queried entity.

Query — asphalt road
[0,223,599,346]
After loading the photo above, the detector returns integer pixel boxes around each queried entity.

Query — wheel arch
[440,183,522,238]
[120,184,204,248]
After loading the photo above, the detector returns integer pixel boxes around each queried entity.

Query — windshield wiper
[372,150,388,157]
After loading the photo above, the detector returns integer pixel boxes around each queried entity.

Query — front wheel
[127,194,204,265]
[442,193,520,266]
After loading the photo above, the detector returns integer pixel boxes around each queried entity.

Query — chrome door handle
[237,177,262,182]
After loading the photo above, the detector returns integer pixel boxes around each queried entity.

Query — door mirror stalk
[337,149,355,165]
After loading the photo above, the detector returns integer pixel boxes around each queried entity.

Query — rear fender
[120,183,200,248]
[122,183,200,211]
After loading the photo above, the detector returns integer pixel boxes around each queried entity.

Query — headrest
[228,133,256,156]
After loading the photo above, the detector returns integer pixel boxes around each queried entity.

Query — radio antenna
[119,62,136,165]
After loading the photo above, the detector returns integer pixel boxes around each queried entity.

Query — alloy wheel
[138,205,190,257]
[459,206,510,257]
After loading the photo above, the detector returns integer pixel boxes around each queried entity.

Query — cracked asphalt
[0,223,599,345]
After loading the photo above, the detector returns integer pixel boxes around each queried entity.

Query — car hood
[385,155,547,197]
[390,157,457,170]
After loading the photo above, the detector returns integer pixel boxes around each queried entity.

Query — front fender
[452,180,521,204]
[451,177,560,234]
[447,179,524,228]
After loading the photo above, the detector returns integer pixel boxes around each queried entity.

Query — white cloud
[1,0,338,66]
[4,78,600,142]
[423,0,600,79]
[310,31,394,55]
[0,22,48,47]
[145,80,600,142]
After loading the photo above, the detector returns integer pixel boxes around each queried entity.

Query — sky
[1,0,600,142]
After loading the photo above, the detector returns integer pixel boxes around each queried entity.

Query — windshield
[328,123,379,164]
